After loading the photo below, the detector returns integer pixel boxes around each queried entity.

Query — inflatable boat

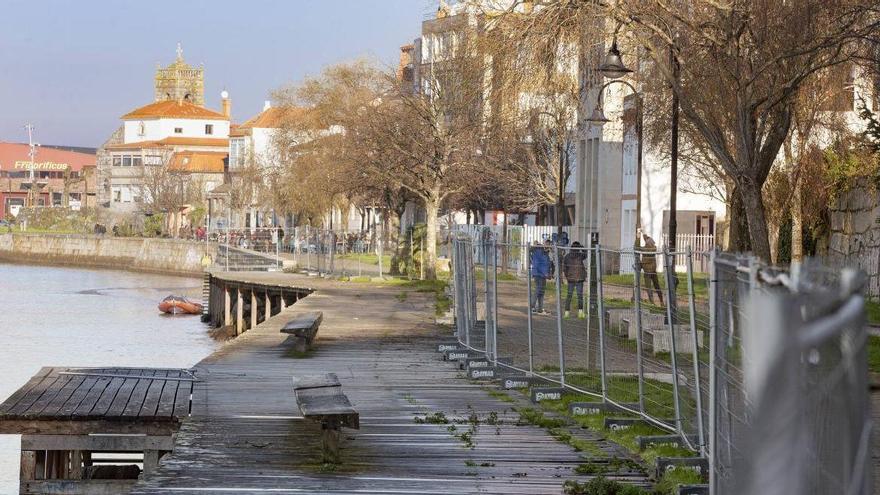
[159,295,204,315]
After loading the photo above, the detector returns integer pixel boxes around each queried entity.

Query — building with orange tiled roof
[96,45,230,224]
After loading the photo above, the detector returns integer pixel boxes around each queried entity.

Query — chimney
[221,90,231,118]
[263,100,272,111]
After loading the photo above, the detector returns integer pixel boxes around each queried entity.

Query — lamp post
[586,79,643,248]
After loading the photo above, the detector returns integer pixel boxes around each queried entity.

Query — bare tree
[138,151,200,237]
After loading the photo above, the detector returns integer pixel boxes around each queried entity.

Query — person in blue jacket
[530,240,554,314]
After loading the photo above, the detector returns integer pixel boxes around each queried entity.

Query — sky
[0,0,436,148]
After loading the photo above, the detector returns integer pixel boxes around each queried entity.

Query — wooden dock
[119,273,646,493]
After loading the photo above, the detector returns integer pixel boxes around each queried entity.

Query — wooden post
[250,290,258,330]
[236,289,244,335]
[265,291,271,321]
[20,451,36,481]
[69,450,82,479]
[224,287,232,327]
[321,425,340,464]
[143,450,160,478]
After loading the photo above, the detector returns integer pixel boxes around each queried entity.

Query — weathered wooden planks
[129,274,653,494]
[0,367,193,423]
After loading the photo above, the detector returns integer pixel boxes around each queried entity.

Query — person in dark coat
[637,232,664,305]
[530,241,554,314]
[562,241,587,318]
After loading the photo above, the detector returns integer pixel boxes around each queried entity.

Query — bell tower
[154,43,205,106]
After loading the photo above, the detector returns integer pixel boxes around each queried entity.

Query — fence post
[409,229,414,280]
[526,242,534,375]
[421,237,425,281]
[378,221,383,278]
[491,236,498,363]
[707,249,718,494]
[663,249,684,439]
[595,245,607,401]
[483,236,490,356]
[554,243,566,386]
[633,252,646,415]
[686,247,706,456]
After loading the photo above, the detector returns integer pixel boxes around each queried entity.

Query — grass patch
[336,252,392,267]
[395,292,408,302]
[867,300,880,326]
[653,466,704,494]
[413,411,449,424]
[563,477,648,495]
[868,335,880,373]
[517,407,566,429]
[603,272,709,299]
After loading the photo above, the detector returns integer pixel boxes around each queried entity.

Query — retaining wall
[0,233,214,276]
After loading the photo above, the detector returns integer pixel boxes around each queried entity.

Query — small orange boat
[159,295,203,315]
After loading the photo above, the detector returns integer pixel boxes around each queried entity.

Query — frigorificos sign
[14,161,69,171]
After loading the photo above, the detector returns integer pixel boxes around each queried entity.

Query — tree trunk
[423,196,439,280]
[740,180,772,261]
[727,186,750,253]
[791,175,803,261]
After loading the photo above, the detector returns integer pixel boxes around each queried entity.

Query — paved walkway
[131,274,639,494]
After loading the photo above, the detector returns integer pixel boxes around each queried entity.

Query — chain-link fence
[710,254,871,495]
[449,233,870,494]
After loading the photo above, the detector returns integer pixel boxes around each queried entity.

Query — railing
[211,227,282,272]
[449,235,870,494]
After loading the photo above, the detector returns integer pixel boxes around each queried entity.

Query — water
[0,263,219,492]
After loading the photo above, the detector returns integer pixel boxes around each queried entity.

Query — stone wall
[0,233,215,277]
[827,182,880,297]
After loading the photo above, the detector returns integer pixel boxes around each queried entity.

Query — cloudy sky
[0,0,435,147]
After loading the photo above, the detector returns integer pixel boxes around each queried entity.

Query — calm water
[0,263,219,491]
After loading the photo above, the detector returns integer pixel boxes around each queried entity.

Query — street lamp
[586,77,643,248]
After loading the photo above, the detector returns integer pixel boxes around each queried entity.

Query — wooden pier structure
[3,272,649,494]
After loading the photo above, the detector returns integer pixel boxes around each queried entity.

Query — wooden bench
[293,373,359,463]
[281,311,323,353]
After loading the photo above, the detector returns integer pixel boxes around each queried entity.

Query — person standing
[530,241,553,314]
[563,241,587,318]
[637,232,664,305]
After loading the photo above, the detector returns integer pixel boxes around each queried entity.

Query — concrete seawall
[0,233,215,276]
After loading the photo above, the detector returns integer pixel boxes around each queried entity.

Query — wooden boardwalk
[131,273,646,494]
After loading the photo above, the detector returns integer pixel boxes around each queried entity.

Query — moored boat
[159,295,203,315]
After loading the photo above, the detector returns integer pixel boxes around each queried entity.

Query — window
[122,156,132,167]
[205,124,213,135]
[132,156,143,167]
[112,156,122,167]
[174,127,183,134]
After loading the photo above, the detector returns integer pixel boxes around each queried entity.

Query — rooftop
[122,100,227,121]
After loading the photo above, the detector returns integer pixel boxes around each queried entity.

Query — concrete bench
[622,311,666,340]
[645,325,703,354]
[293,373,359,463]
[281,311,323,353]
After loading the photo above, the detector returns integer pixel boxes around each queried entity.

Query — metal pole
[491,236,498,363]
[409,229,414,280]
[554,244,566,386]
[421,237,425,281]
[686,247,706,456]
[663,249,684,438]
[633,251,646,414]
[708,249,718,494]
[595,245,607,400]
[526,242,534,375]
[483,237,490,355]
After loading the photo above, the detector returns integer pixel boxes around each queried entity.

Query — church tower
[154,43,205,106]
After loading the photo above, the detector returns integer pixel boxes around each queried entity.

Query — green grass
[653,466,704,493]
[868,336,880,373]
[602,272,709,299]
[867,300,880,326]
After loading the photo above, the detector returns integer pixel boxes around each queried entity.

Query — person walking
[562,241,587,318]
[530,241,554,314]
[637,232,664,305]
